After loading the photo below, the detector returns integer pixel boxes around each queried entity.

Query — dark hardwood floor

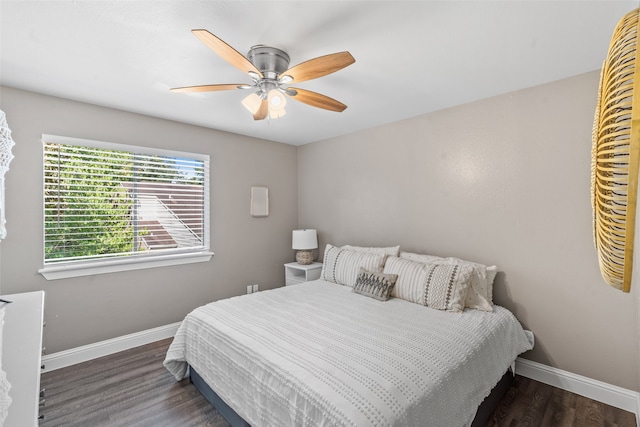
[486,376,636,427]
[40,339,227,427]
[40,338,637,427]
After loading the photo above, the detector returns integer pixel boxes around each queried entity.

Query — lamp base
[295,250,314,265]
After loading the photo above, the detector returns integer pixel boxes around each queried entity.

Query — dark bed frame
[190,367,513,427]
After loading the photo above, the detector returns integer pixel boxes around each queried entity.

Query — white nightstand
[284,262,322,286]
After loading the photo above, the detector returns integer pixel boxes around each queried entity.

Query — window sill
[38,251,214,280]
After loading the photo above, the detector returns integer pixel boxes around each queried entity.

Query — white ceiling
[0,1,637,145]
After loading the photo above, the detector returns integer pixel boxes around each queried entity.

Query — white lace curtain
[0,110,15,240]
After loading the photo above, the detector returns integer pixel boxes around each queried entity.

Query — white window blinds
[43,135,209,265]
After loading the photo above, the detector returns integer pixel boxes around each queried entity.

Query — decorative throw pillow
[425,263,473,311]
[440,257,495,312]
[352,268,398,301]
[384,256,429,302]
[321,244,386,287]
[342,245,401,257]
[384,256,473,312]
[399,252,496,311]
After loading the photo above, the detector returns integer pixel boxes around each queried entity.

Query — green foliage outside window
[44,142,201,262]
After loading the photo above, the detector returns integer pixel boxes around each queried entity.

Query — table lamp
[292,229,317,265]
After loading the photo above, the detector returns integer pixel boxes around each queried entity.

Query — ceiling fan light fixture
[242,92,263,115]
[268,89,287,119]
[268,89,286,107]
[173,30,355,120]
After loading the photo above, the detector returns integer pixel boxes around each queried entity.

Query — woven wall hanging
[592,7,640,292]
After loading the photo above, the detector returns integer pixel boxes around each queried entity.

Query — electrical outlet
[246,285,253,294]
[252,284,259,293]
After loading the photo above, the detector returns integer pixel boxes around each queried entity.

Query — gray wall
[0,86,298,353]
[297,71,639,392]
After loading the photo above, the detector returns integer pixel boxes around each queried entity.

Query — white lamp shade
[292,229,318,250]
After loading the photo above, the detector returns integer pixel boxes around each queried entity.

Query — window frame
[38,134,213,280]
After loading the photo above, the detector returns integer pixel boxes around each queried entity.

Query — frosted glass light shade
[268,89,286,119]
[241,93,262,114]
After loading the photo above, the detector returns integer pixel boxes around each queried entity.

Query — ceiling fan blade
[254,99,268,120]
[170,84,245,93]
[191,29,262,77]
[282,51,355,83]
[287,88,347,112]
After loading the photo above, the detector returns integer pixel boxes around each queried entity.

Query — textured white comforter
[164,280,534,427]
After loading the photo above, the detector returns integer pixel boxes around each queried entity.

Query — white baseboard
[41,322,181,373]
[516,357,640,420]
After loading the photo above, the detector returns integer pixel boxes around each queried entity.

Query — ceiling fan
[171,30,355,120]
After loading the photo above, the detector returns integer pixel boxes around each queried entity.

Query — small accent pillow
[342,245,401,257]
[321,244,386,287]
[384,256,473,312]
[352,268,398,301]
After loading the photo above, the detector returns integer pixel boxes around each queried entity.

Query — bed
[164,257,534,427]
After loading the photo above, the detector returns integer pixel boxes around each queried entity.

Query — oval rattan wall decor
[592,7,640,293]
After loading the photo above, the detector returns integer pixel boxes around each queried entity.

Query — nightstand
[284,262,322,286]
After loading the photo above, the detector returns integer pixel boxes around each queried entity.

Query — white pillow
[384,256,428,302]
[342,245,400,257]
[399,252,496,311]
[398,251,445,264]
[442,257,495,311]
[383,256,473,312]
[321,244,386,287]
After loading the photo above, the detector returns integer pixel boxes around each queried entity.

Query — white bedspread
[164,280,534,427]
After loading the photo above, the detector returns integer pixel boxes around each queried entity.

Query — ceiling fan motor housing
[248,45,290,80]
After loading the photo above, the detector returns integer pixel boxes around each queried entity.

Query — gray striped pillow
[320,244,386,287]
[383,256,473,312]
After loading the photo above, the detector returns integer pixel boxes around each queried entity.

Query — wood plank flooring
[486,375,636,427]
[39,338,637,427]
[40,339,227,427]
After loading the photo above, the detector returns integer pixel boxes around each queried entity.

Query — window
[39,135,212,280]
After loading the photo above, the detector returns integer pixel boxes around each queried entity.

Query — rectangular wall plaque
[250,186,269,217]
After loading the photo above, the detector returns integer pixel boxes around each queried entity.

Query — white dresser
[1,291,45,427]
